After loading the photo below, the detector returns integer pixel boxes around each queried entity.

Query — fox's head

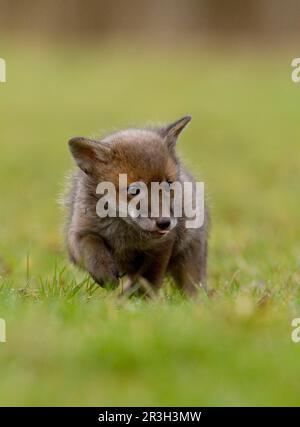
[68,116,191,237]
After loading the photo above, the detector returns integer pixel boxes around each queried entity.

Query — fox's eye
[128,184,140,196]
[160,181,172,192]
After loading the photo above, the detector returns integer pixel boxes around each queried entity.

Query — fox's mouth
[150,229,170,237]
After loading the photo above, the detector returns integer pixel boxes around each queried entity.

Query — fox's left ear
[160,115,192,150]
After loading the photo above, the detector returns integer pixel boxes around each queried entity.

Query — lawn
[0,41,300,405]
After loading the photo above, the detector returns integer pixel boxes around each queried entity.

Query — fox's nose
[156,218,171,230]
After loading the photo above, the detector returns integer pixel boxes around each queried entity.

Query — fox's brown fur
[65,116,209,297]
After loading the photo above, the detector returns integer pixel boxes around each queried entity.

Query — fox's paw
[89,260,120,289]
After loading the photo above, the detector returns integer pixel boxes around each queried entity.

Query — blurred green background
[1,0,300,406]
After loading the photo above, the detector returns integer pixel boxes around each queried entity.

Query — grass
[0,40,300,405]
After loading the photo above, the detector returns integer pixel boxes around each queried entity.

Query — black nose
[156,218,171,230]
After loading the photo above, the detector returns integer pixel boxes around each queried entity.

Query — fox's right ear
[68,137,110,175]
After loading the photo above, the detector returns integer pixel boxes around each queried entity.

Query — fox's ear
[68,137,110,175]
[161,115,192,150]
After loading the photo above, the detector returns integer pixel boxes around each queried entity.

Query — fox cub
[65,116,209,296]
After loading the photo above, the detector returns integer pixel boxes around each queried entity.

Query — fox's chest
[98,219,171,275]
[112,246,144,276]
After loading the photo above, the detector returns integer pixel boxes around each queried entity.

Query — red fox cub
[65,116,209,297]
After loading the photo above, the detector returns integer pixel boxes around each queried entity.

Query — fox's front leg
[121,242,174,297]
[69,233,119,288]
[141,252,172,289]
[171,241,207,297]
